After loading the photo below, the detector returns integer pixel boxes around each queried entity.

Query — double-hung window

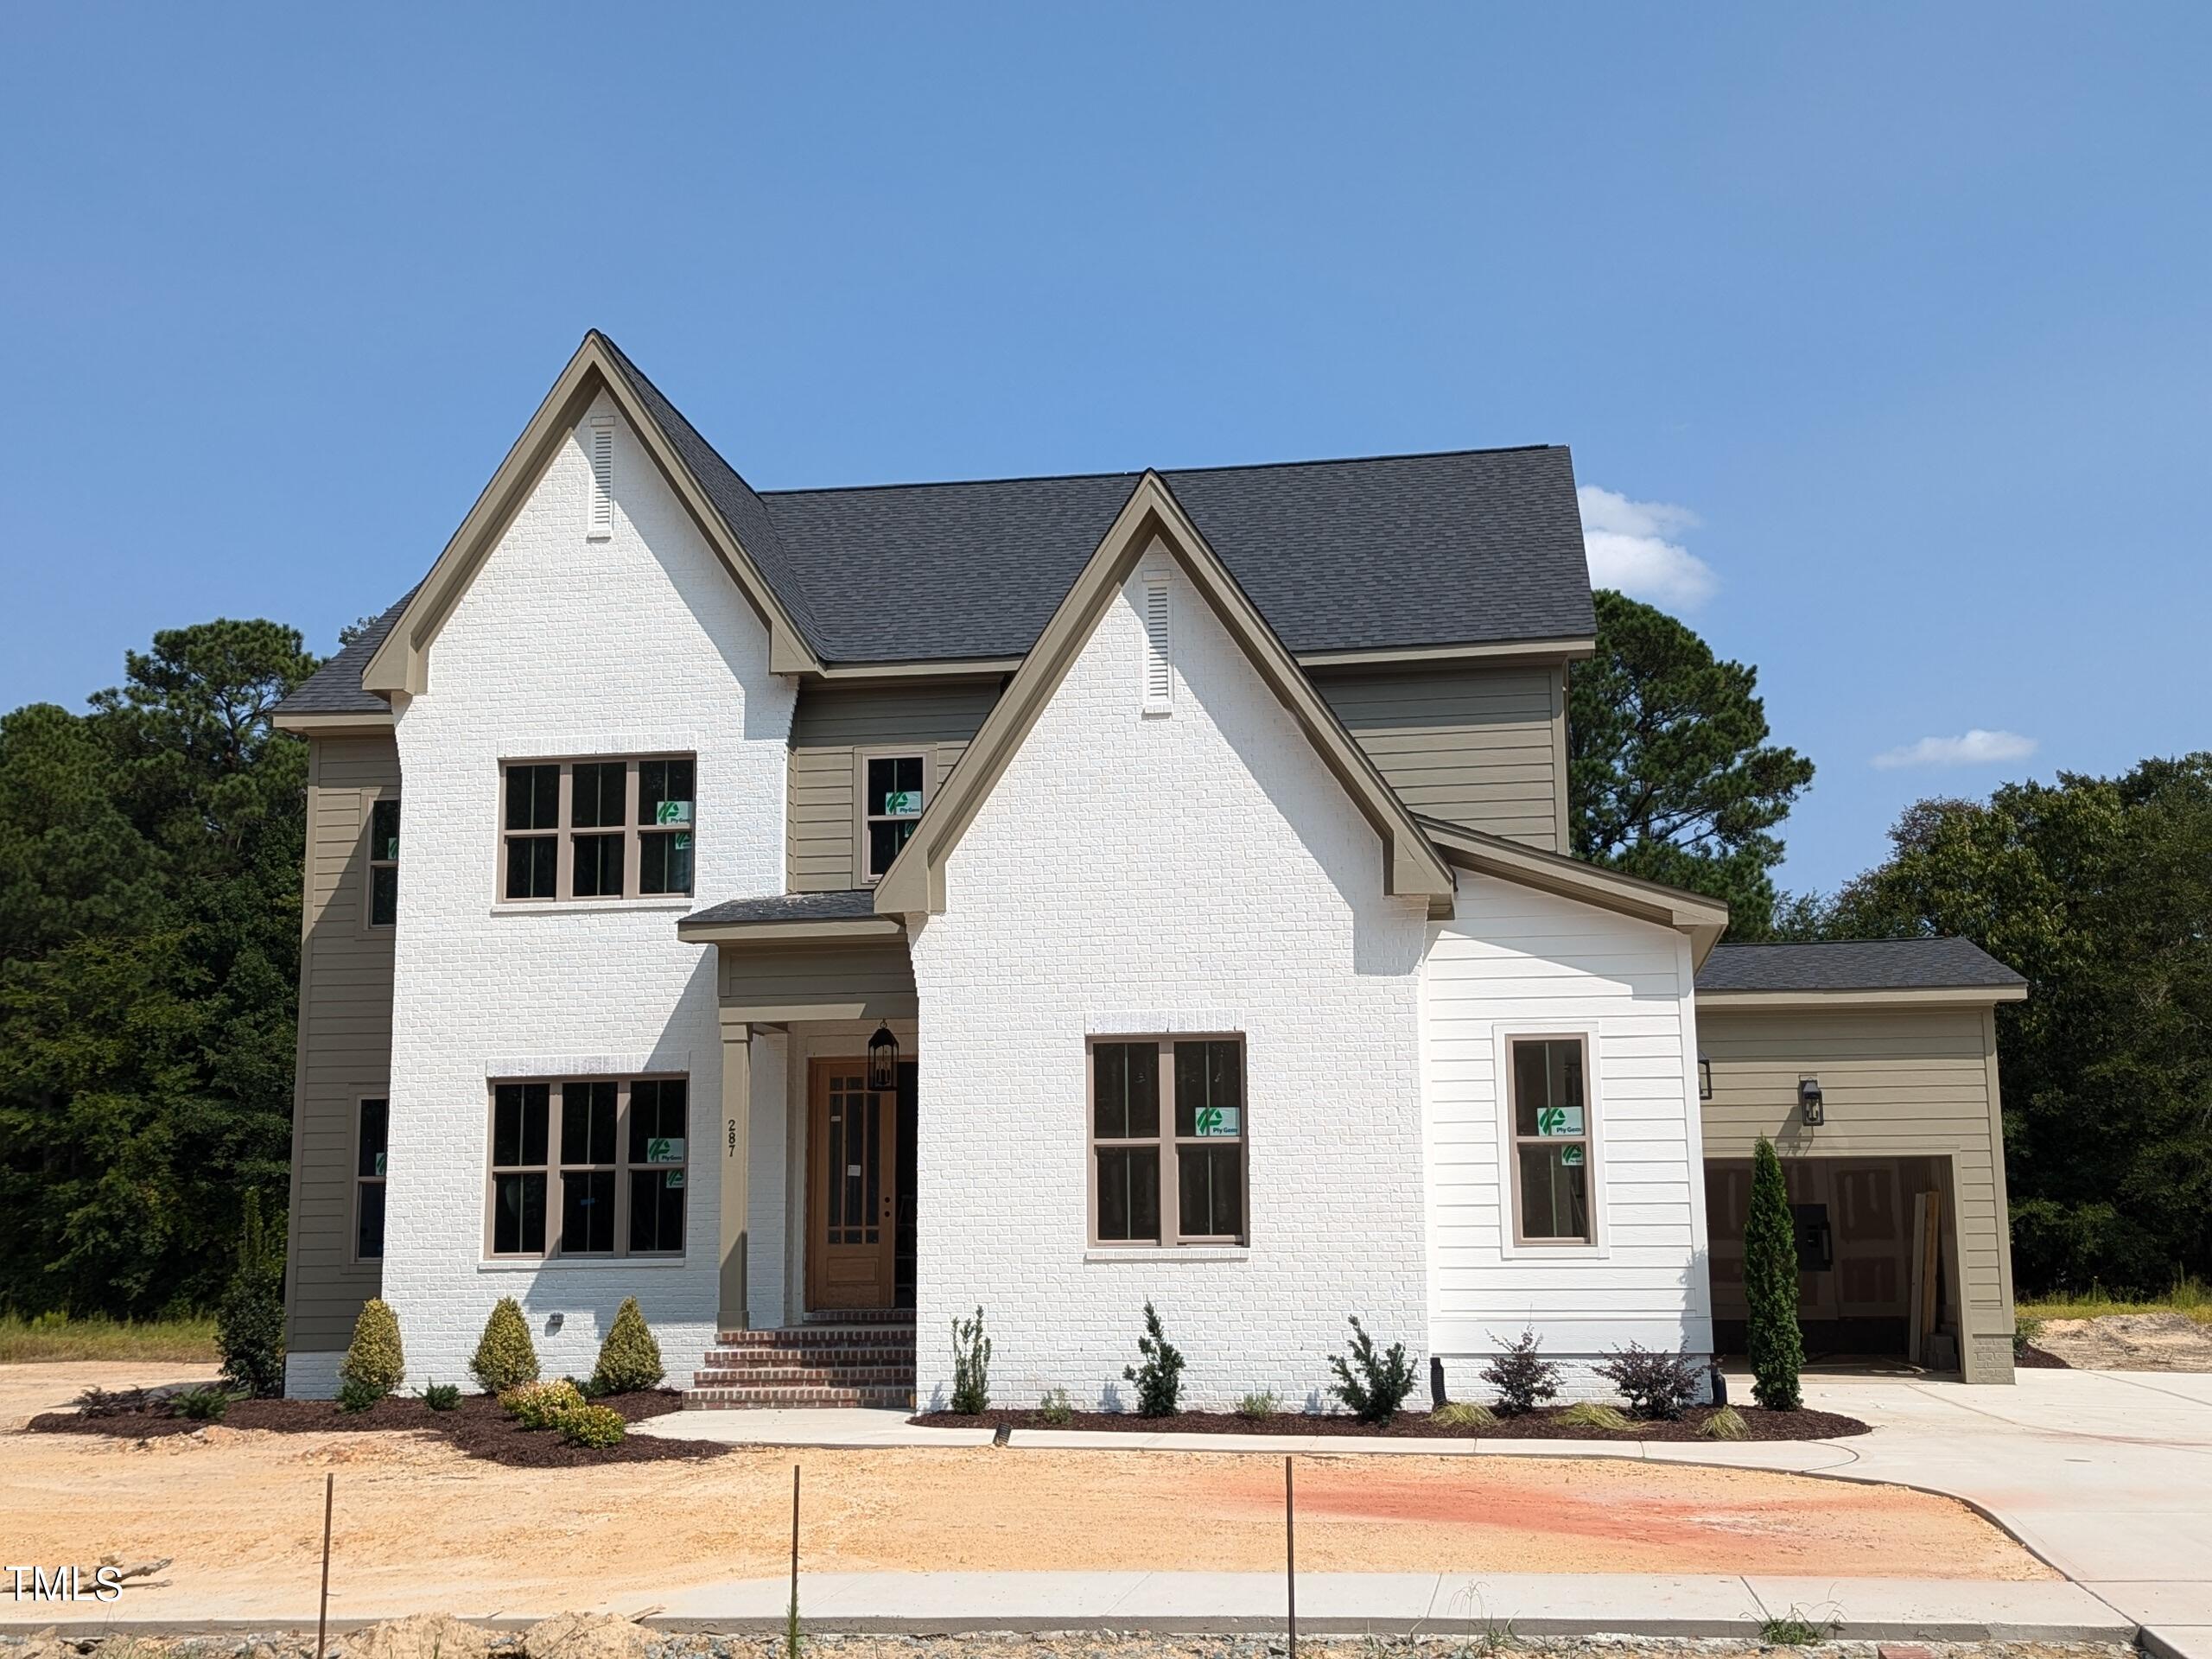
[367,800,400,927]
[1508,1035,1593,1244]
[499,757,696,902]
[859,753,926,881]
[355,1097,388,1261]
[488,1077,689,1259]
[1090,1037,1247,1246]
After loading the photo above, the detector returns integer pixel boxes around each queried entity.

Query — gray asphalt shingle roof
[1695,938,2026,995]
[276,589,416,715]
[276,336,1592,716]
[682,889,880,927]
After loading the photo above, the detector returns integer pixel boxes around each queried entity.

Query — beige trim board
[1420,817,1730,964]
[812,657,1024,683]
[870,472,1458,916]
[362,332,821,697]
[1694,985,2029,1011]
[719,995,920,1022]
[274,710,394,736]
[678,915,906,944]
[1297,635,1596,670]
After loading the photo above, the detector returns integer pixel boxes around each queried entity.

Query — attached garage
[1693,939,2029,1384]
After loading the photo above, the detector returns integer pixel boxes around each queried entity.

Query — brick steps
[685,1311,915,1411]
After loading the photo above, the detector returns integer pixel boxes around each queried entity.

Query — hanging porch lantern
[868,1024,900,1094]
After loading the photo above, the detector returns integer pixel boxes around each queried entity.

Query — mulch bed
[2014,1341,2072,1369]
[26,1388,731,1467]
[912,1402,1870,1441]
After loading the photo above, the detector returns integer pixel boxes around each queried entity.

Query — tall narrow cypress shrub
[1745,1135,1804,1410]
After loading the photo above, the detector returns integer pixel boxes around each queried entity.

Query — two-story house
[272,333,2028,1409]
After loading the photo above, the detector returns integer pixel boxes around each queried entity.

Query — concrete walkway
[639,1367,2212,1650]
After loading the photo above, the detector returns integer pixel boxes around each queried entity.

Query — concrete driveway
[1790,1366,2212,1652]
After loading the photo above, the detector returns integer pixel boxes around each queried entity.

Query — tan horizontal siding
[1315,664,1568,850]
[285,734,400,1363]
[1696,1003,2015,1380]
[786,682,1000,891]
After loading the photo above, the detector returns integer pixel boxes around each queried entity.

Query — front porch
[682,889,924,1408]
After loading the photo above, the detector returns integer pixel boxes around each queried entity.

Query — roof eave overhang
[873,472,1459,918]
[1298,635,1596,670]
[1421,819,1732,967]
[362,334,821,699]
[675,914,906,946]
[1695,985,2029,1011]
[272,709,395,737]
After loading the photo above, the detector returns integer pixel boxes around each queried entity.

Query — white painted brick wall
[373,391,792,1393]
[907,565,1433,1413]
[1423,888,1715,1403]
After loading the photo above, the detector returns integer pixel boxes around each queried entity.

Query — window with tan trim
[499,757,695,902]
[367,800,400,927]
[354,1097,388,1262]
[1088,1037,1247,1246]
[857,752,927,882]
[487,1076,689,1259]
[1507,1035,1592,1244]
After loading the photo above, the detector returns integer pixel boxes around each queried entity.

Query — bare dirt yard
[2031,1311,2212,1370]
[3,1363,2049,1623]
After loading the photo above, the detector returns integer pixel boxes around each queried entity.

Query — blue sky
[3,4,2205,895]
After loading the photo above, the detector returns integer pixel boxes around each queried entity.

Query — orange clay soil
[1,1363,2049,1621]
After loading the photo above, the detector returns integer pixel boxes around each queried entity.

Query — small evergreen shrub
[502,1378,585,1430]
[1479,1328,1562,1415]
[418,1382,461,1411]
[1236,1390,1281,1421]
[471,1296,540,1394]
[1122,1300,1185,1417]
[2013,1313,2044,1357]
[1594,1342,1704,1421]
[1699,1404,1750,1440]
[338,1298,405,1402]
[168,1385,232,1422]
[950,1306,992,1414]
[1745,1136,1805,1410]
[74,1385,153,1418]
[337,1375,385,1414]
[216,1191,288,1399]
[1430,1399,1497,1429]
[1557,1401,1634,1432]
[559,1402,627,1448]
[1039,1387,1074,1426]
[1326,1316,1419,1424]
[592,1297,665,1394]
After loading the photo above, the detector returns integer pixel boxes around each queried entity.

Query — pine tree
[1745,1136,1804,1410]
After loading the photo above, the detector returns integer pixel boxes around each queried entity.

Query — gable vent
[1141,570,1173,715]
[587,416,615,541]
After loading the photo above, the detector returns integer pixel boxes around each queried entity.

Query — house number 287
[727,1118,737,1155]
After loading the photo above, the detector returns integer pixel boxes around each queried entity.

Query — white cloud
[1577,485,1718,609]
[1871,729,2039,770]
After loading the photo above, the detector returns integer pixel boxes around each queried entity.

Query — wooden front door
[806,1059,898,1311]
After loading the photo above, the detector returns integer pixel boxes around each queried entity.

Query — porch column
[717,1012,751,1333]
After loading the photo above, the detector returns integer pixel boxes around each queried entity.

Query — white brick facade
[372,393,793,1391]
[906,566,1433,1412]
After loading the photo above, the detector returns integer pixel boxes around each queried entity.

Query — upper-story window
[499,757,696,902]
[368,799,401,927]
[859,753,927,882]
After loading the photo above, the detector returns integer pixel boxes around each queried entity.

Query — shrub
[1479,1328,1562,1416]
[502,1379,585,1430]
[418,1382,461,1411]
[1557,1401,1633,1432]
[1326,1316,1419,1424]
[592,1297,665,1394]
[168,1385,232,1422]
[2012,1312,2044,1357]
[950,1306,991,1414]
[339,1298,405,1402]
[1430,1399,1497,1429]
[1236,1390,1280,1421]
[1594,1342,1703,1421]
[337,1375,385,1414]
[74,1385,153,1418]
[1039,1387,1074,1426]
[1699,1404,1750,1440]
[216,1191,287,1399]
[471,1296,540,1394]
[1745,1136,1805,1411]
[559,1402,627,1448]
[1122,1300,1185,1417]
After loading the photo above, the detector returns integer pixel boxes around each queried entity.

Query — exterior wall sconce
[1698,1054,1713,1101]
[868,1024,900,1094]
[1798,1077,1824,1127]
